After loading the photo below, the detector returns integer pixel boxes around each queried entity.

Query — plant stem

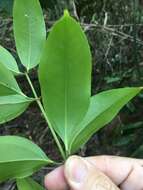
[25,72,66,160]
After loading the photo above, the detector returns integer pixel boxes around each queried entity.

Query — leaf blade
[13,0,46,70]
[70,87,141,153]
[0,62,21,95]
[0,45,20,74]
[39,11,91,148]
[17,177,45,190]
[0,136,52,182]
[0,94,33,124]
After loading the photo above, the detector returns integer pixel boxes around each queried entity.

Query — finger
[44,166,68,190]
[64,155,119,190]
[120,163,143,190]
[86,155,143,188]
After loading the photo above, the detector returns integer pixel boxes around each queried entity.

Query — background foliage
[0,0,143,188]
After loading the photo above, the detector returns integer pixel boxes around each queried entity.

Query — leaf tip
[64,9,70,17]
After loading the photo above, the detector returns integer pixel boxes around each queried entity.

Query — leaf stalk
[25,72,66,160]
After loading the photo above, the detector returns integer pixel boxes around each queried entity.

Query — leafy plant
[0,0,142,188]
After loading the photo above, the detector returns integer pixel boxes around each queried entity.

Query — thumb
[65,156,120,190]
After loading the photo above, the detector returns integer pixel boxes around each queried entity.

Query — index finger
[86,155,143,186]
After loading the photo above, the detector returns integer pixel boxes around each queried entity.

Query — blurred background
[1,0,143,188]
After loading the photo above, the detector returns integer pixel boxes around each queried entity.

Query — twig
[82,23,143,45]
[72,0,79,20]
[105,36,114,72]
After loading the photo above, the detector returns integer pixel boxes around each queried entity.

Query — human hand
[45,155,143,190]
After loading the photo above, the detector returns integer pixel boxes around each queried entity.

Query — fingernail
[65,156,88,184]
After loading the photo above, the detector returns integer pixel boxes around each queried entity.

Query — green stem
[25,72,66,160]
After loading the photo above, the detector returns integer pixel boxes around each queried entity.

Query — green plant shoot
[0,0,142,188]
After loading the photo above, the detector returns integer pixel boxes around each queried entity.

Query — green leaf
[0,45,20,74]
[0,95,33,124]
[17,177,45,190]
[0,62,32,124]
[70,87,141,153]
[0,62,32,123]
[0,62,21,96]
[39,10,91,149]
[13,0,46,70]
[0,136,52,182]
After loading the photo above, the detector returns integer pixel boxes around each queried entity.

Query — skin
[45,155,143,190]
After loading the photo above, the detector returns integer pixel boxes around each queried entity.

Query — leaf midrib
[63,18,69,148]
[0,81,23,96]
[0,159,49,182]
[0,98,31,105]
[0,159,49,164]
[26,15,32,71]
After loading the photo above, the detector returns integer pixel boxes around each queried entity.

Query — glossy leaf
[0,136,52,182]
[0,62,21,96]
[0,45,20,74]
[0,95,33,124]
[17,177,45,190]
[0,62,32,123]
[13,0,46,70]
[70,87,141,153]
[39,11,91,149]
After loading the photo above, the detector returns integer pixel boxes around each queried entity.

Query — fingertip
[65,155,87,182]
[64,155,90,189]
[64,155,119,190]
[44,166,68,190]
